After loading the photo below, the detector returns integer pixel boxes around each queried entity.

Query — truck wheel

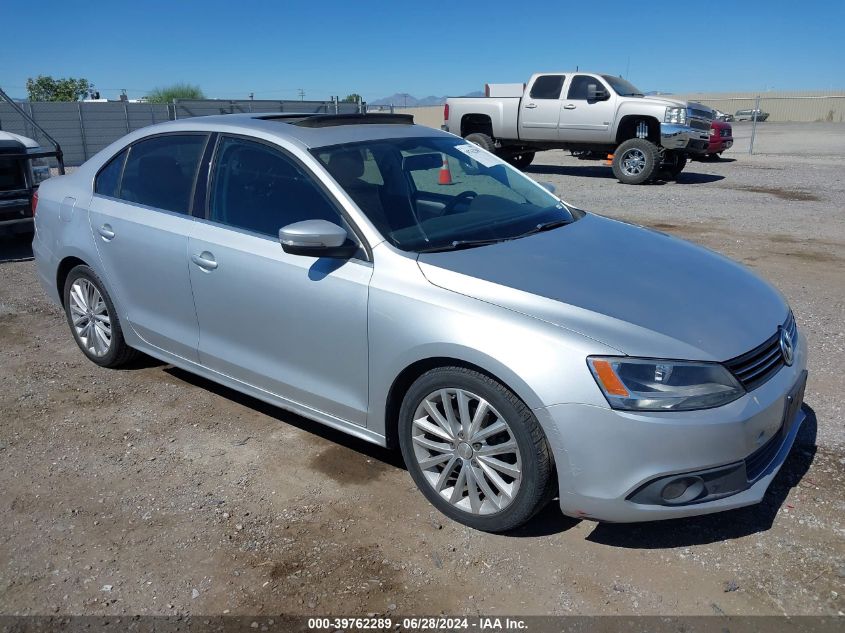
[612,138,660,184]
[506,152,535,169]
[658,151,687,180]
[464,132,495,153]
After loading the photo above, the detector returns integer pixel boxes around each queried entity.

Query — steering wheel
[441,190,478,216]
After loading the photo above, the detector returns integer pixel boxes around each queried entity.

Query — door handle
[563,104,577,110]
[525,103,538,109]
[191,252,218,270]
[97,224,115,240]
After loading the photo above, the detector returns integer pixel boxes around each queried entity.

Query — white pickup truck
[443,72,713,184]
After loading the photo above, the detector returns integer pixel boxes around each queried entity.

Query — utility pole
[298,88,305,101]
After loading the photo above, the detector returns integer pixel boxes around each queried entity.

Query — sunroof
[291,113,414,128]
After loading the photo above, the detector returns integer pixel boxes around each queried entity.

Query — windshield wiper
[417,237,510,253]
[513,218,571,239]
[418,219,571,253]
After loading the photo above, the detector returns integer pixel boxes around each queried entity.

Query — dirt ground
[0,123,843,617]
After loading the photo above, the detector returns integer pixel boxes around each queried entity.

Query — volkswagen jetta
[33,113,807,532]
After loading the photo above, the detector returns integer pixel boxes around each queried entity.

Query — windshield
[601,75,644,97]
[314,136,575,252]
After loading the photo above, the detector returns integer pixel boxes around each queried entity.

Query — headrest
[326,150,365,186]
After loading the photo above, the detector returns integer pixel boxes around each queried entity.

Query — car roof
[0,130,40,150]
[133,113,452,150]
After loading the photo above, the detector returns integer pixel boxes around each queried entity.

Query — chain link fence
[676,91,845,153]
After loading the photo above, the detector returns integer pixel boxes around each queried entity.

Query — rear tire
[398,367,554,533]
[506,152,535,169]
[611,138,661,184]
[464,132,495,153]
[659,151,687,180]
[63,265,138,368]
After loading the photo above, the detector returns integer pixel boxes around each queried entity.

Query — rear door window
[529,75,565,100]
[118,134,207,214]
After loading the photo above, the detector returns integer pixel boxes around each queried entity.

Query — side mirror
[587,84,610,101]
[279,219,358,259]
[538,181,556,194]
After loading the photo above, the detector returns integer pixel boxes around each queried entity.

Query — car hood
[643,95,689,109]
[417,214,788,361]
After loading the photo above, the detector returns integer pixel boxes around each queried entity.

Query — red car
[705,120,733,159]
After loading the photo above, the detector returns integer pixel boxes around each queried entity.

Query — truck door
[518,75,565,141]
[557,75,618,143]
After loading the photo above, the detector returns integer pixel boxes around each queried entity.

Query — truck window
[567,75,598,100]
[0,157,25,190]
[529,75,565,100]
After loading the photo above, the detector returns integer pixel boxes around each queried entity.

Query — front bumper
[537,331,808,522]
[707,137,734,154]
[660,123,711,153]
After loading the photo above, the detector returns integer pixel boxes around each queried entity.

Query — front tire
[63,265,138,368]
[398,367,554,533]
[612,138,661,184]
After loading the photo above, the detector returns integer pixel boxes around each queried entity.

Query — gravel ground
[0,122,843,617]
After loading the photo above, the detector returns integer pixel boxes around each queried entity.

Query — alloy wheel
[68,278,112,357]
[620,148,647,176]
[410,388,522,515]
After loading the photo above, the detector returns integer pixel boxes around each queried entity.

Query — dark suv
[0,131,51,236]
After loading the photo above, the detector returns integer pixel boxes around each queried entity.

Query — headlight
[587,357,744,411]
[664,107,687,125]
[30,158,51,186]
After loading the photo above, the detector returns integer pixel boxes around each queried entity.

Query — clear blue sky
[3,0,843,101]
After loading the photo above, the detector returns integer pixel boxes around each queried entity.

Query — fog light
[661,476,705,504]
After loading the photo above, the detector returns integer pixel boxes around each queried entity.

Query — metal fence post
[78,102,89,161]
[26,102,36,141]
[749,94,761,155]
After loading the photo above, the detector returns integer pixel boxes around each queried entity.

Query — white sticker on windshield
[454,143,506,168]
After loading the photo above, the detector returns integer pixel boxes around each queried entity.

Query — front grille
[688,107,713,120]
[689,119,711,131]
[725,313,796,391]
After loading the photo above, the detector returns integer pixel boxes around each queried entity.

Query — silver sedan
[33,113,808,532]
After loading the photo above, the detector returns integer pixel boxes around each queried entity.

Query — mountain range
[369,91,484,106]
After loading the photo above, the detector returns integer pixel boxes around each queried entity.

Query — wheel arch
[56,255,90,307]
[460,113,494,139]
[615,115,661,145]
[383,355,543,450]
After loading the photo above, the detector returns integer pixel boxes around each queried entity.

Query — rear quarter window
[94,148,128,197]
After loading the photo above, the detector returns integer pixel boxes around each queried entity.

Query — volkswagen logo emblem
[779,327,795,366]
